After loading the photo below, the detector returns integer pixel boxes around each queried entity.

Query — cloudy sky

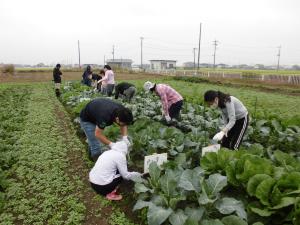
[1,0,300,66]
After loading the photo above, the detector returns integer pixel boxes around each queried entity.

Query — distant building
[183,62,195,68]
[150,60,176,70]
[106,59,133,69]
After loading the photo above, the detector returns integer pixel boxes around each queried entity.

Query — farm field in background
[2,69,300,95]
[122,78,300,126]
[14,67,300,76]
[0,74,299,225]
[178,68,300,76]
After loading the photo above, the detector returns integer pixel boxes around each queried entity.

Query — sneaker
[106,191,122,201]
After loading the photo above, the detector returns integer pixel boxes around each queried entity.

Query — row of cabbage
[60,82,300,225]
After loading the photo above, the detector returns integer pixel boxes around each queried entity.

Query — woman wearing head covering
[143,81,183,123]
[89,141,141,200]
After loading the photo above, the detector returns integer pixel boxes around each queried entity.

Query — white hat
[143,81,155,93]
[112,141,128,154]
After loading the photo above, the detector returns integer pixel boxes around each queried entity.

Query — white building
[150,60,176,70]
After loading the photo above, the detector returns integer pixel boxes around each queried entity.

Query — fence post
[208,71,210,78]
[288,75,291,84]
[222,72,225,78]
[261,75,264,81]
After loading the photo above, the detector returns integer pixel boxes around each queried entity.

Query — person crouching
[89,141,141,200]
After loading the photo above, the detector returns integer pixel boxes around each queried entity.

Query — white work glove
[131,172,142,178]
[130,172,143,182]
[213,131,225,141]
[165,115,171,122]
[122,136,131,147]
[108,142,115,148]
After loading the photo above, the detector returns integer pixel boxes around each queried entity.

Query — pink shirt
[101,70,115,85]
[155,84,183,116]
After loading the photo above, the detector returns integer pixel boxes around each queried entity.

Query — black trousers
[90,176,123,196]
[169,100,183,119]
[222,114,249,150]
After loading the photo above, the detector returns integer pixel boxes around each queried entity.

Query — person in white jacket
[89,141,141,200]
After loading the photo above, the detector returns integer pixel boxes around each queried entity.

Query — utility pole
[197,23,202,72]
[78,40,81,69]
[193,48,197,70]
[213,39,218,69]
[112,45,115,61]
[104,55,106,66]
[277,45,281,71]
[140,37,144,70]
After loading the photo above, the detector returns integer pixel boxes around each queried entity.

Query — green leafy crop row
[60,81,300,225]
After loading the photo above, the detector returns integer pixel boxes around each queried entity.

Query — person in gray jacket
[204,90,249,150]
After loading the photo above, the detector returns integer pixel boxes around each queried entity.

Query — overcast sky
[1,0,300,66]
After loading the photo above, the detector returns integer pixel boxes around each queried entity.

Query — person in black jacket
[79,98,134,161]
[53,64,62,97]
[114,82,136,102]
[82,65,92,86]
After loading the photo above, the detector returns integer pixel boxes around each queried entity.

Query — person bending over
[204,90,249,150]
[89,141,141,200]
[79,98,133,161]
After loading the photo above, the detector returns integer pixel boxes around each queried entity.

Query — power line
[143,44,195,51]
[144,37,197,46]
[77,40,81,69]
[197,23,202,71]
[277,45,281,71]
[140,37,144,69]
[112,45,115,60]
[193,47,197,70]
[213,40,219,68]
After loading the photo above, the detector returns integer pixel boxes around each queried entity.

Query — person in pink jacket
[144,81,183,122]
[98,65,115,96]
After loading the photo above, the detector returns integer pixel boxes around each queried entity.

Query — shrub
[1,64,15,75]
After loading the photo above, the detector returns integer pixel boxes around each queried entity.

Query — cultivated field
[0,73,299,225]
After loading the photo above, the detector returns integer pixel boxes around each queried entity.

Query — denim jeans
[79,118,102,157]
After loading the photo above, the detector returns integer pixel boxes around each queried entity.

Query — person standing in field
[79,98,133,161]
[82,65,93,86]
[98,65,115,96]
[143,81,183,123]
[53,64,62,97]
[89,141,141,200]
[114,82,137,102]
[204,90,249,150]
